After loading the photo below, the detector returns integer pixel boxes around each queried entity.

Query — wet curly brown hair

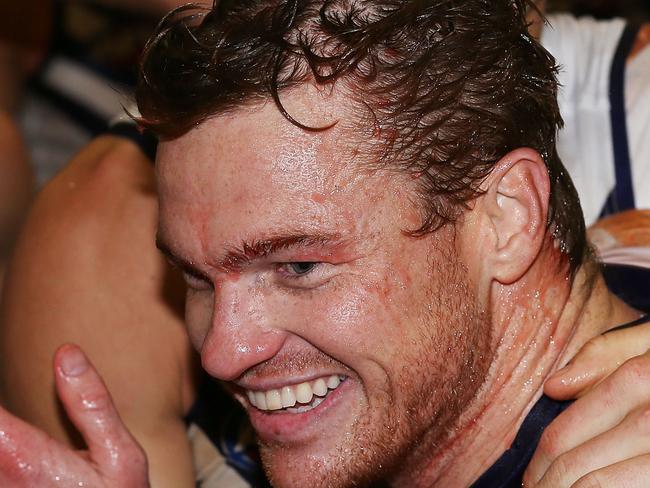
[137,0,587,272]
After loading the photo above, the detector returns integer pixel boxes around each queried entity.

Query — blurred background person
[8,0,171,187]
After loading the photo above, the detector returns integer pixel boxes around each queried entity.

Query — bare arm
[0,135,196,487]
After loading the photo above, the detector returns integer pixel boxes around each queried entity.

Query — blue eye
[287,262,317,275]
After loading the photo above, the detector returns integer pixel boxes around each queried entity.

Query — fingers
[533,406,650,487]
[53,344,148,485]
[526,354,650,484]
[0,404,51,484]
[0,400,94,487]
[545,326,650,400]
[572,453,650,488]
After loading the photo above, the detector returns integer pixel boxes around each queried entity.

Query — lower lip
[247,379,351,443]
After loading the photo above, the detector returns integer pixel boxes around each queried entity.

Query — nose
[200,277,286,381]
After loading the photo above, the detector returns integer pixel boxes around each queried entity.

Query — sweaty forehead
[156,92,356,201]
[154,89,402,255]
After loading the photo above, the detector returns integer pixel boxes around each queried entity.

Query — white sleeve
[626,45,650,211]
[541,14,626,225]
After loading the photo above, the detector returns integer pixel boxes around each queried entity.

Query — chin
[259,443,382,488]
[255,403,409,488]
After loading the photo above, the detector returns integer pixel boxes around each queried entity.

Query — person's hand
[0,344,149,487]
[545,319,650,400]
[522,324,650,487]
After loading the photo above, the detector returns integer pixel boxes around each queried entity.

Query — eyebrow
[156,232,344,274]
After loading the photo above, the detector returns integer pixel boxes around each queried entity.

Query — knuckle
[572,471,608,488]
[115,443,149,486]
[617,355,650,387]
[632,406,650,435]
[79,389,111,413]
[581,336,608,358]
[537,423,566,460]
[0,448,34,483]
[542,451,575,486]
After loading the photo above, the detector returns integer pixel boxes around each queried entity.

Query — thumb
[53,344,149,486]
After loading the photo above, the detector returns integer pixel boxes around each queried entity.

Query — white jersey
[541,14,650,226]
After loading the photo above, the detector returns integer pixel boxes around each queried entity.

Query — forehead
[155,92,413,254]
[158,98,354,203]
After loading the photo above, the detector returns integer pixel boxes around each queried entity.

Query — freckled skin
[156,86,640,487]
[156,94,493,487]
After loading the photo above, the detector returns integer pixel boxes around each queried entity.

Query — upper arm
[0,135,197,488]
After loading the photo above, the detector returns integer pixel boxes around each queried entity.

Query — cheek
[291,271,421,367]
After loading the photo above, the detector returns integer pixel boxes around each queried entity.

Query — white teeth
[327,375,340,389]
[255,391,267,410]
[266,389,283,410]
[296,382,314,404]
[246,374,345,412]
[281,386,296,408]
[313,378,327,397]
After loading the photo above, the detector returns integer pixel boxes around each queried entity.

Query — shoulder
[14,135,162,277]
[1,132,192,421]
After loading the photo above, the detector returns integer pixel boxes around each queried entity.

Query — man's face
[156,92,493,486]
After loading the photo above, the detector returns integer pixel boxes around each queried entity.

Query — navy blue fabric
[470,395,572,488]
[24,1,151,136]
[602,263,650,313]
[599,23,641,218]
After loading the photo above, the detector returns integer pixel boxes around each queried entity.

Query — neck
[396,250,641,487]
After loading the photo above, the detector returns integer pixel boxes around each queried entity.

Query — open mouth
[246,375,347,413]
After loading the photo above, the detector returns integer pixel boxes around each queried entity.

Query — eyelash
[176,262,327,289]
[277,262,321,280]
[182,269,212,289]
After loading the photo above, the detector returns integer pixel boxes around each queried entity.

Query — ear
[479,148,550,284]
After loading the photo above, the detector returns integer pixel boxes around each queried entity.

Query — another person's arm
[0,135,196,487]
[525,331,650,487]
[525,209,650,486]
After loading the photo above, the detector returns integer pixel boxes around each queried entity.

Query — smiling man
[134,0,648,486]
[154,95,495,486]
[2,1,650,487]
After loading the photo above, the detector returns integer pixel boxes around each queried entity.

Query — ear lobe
[483,148,550,284]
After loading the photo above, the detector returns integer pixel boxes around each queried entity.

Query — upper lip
[234,372,347,392]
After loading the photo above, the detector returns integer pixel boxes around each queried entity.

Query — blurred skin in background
[0,1,44,293]
[0,111,32,295]
[528,0,547,39]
